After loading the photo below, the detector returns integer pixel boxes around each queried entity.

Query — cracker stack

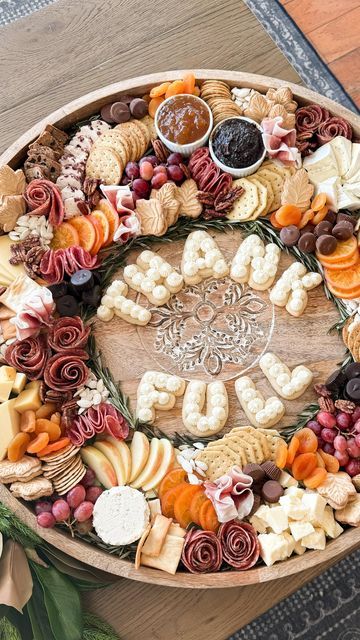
[343,316,360,361]
[86,116,155,185]
[40,444,86,495]
[226,160,296,221]
[200,80,243,125]
[0,456,54,501]
[195,425,287,481]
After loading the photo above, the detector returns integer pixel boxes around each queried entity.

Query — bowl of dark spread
[155,94,213,156]
[209,116,266,177]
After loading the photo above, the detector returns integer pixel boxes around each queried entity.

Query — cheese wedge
[303,144,338,184]
[0,237,26,285]
[0,398,21,460]
[344,143,360,181]
[329,136,352,177]
[344,182,360,198]
[337,186,360,211]
[13,382,42,414]
[314,176,340,212]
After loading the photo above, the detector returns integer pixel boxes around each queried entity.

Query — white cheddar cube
[303,144,338,183]
[0,366,16,384]
[293,539,306,556]
[285,486,304,499]
[289,520,315,542]
[301,527,326,550]
[279,496,307,521]
[301,492,326,525]
[279,471,298,489]
[319,505,343,539]
[12,373,27,395]
[265,506,289,534]
[249,505,270,534]
[282,531,295,557]
[258,533,288,567]
[0,381,14,403]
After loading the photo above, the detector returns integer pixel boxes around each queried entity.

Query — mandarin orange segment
[20,410,36,433]
[190,491,208,526]
[312,206,328,225]
[173,484,203,528]
[318,449,340,473]
[165,80,186,99]
[275,204,302,227]
[303,467,327,489]
[199,501,219,532]
[291,452,317,480]
[160,483,188,519]
[296,427,318,454]
[149,97,164,118]
[298,209,314,228]
[150,82,172,98]
[68,216,96,252]
[311,193,327,212]
[27,432,49,454]
[324,261,360,292]
[183,72,196,95]
[97,199,119,246]
[158,469,187,499]
[8,432,31,462]
[286,436,300,466]
[50,222,79,250]
[36,437,70,457]
[270,211,283,229]
[91,210,110,246]
[316,236,358,265]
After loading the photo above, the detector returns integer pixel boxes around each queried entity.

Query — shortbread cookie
[0,455,42,483]
[235,376,285,428]
[230,235,280,290]
[259,352,313,400]
[97,279,151,325]
[182,380,228,437]
[124,250,183,306]
[317,472,356,510]
[335,494,360,527]
[270,261,322,317]
[136,371,186,424]
[181,230,229,285]
[10,476,53,501]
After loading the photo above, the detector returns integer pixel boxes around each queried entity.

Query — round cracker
[86,146,123,184]
[94,131,130,168]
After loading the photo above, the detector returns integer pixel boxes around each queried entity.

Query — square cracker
[253,174,274,214]
[196,449,237,481]
[247,176,268,219]
[256,167,283,211]
[226,178,259,221]
[226,434,264,464]
[94,130,130,168]
[206,441,247,467]
[227,426,270,460]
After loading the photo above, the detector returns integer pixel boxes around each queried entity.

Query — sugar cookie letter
[259,353,313,400]
[269,261,322,317]
[136,371,186,424]
[235,376,285,428]
[230,235,281,291]
[97,280,151,325]
[124,250,183,306]
[182,380,228,437]
[181,230,229,285]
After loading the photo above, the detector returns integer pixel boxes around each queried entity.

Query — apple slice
[99,435,131,483]
[142,439,175,491]
[80,446,117,489]
[129,431,150,483]
[93,440,127,486]
[130,438,163,489]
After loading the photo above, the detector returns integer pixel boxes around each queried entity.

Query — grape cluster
[35,468,102,531]
[307,408,360,477]
[121,153,186,201]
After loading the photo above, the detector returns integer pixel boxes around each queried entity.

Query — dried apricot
[270,211,284,229]
[318,449,340,473]
[296,427,318,454]
[165,80,186,99]
[316,451,326,468]
[20,410,36,433]
[8,432,31,462]
[161,483,188,519]
[312,206,328,225]
[183,72,196,95]
[173,484,203,528]
[158,469,187,499]
[150,82,172,98]
[35,403,58,419]
[68,216,96,253]
[303,467,327,489]
[50,222,79,250]
[36,437,70,457]
[35,418,61,442]
[286,436,300,466]
[298,209,314,228]
[276,442,288,469]
[190,491,208,526]
[27,433,49,454]
[311,193,327,212]
[148,97,164,118]
[50,412,61,426]
[275,204,302,227]
[193,86,201,97]
[291,452,317,480]
[199,500,219,532]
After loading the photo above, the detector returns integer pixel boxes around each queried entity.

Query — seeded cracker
[246,176,268,220]
[256,167,284,211]
[226,178,259,221]
[86,146,123,184]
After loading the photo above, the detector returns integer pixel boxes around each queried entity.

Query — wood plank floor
[279,0,360,108]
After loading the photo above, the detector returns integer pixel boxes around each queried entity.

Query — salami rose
[217,521,260,570]
[44,352,89,391]
[317,116,352,145]
[5,335,49,380]
[295,104,329,134]
[48,316,90,353]
[67,402,129,445]
[181,529,222,574]
[24,179,64,226]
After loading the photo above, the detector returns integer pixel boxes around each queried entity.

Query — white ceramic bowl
[154,94,213,157]
[209,116,266,178]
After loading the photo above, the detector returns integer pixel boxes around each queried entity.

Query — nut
[318,396,335,413]
[314,383,332,398]
[334,399,355,414]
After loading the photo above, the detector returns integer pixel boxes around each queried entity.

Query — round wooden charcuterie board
[0,70,360,589]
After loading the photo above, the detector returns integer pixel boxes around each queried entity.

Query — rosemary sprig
[137,421,218,448]
[281,403,320,441]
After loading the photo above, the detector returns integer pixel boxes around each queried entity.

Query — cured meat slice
[40,247,98,284]
[317,117,353,145]
[181,529,222,573]
[189,147,232,197]
[217,521,260,570]
[44,353,89,391]
[68,402,129,445]
[295,104,330,134]
[24,179,64,226]
[5,335,50,380]
[48,316,90,353]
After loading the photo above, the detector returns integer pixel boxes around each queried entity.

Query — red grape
[307,420,322,436]
[322,442,335,455]
[346,437,360,458]
[345,459,360,476]
[355,434,360,447]
[321,427,336,443]
[334,450,349,466]
[139,161,154,181]
[35,501,52,515]
[153,165,167,176]
[121,176,131,186]
[85,486,103,504]
[37,512,56,528]
[81,468,96,488]
[166,165,184,182]
[334,434,347,452]
[67,484,86,509]
[132,178,151,198]
[74,501,94,522]
[336,412,352,431]
[125,162,140,180]
[75,518,93,535]
[351,407,360,423]
[151,173,168,189]
[317,411,336,429]
[317,437,325,449]
[52,499,70,522]
[140,155,158,168]
[353,419,360,433]
[167,152,182,166]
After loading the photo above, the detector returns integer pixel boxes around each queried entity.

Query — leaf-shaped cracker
[273,87,293,105]
[176,179,202,219]
[281,168,314,212]
[136,198,168,236]
[335,494,360,526]
[317,472,356,509]
[151,183,180,227]
[267,104,295,130]
[244,93,269,123]
[0,165,26,196]
[0,194,26,232]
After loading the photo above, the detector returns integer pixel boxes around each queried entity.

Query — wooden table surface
[0,1,332,638]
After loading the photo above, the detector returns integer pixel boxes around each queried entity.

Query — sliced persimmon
[316,236,357,264]
[318,449,340,473]
[50,222,79,250]
[97,199,119,246]
[286,436,300,467]
[68,216,96,252]
[199,500,219,532]
[325,261,360,292]
[36,437,70,457]
[161,483,188,519]
[190,491,208,525]
[303,467,327,489]
[91,210,110,246]
[295,427,318,454]
[173,484,203,528]
[291,452,317,480]
[158,469,187,499]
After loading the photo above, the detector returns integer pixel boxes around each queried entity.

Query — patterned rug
[1,2,360,640]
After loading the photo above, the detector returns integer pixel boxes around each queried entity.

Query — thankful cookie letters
[136,371,186,424]
[124,250,184,306]
[259,352,313,400]
[97,279,151,326]
[269,261,322,317]
[182,380,228,437]
[235,376,285,428]
[181,230,229,285]
[230,235,281,290]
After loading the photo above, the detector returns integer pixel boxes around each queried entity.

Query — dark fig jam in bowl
[155,94,213,156]
[209,116,266,177]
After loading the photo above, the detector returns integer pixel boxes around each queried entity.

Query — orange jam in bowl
[155,95,212,154]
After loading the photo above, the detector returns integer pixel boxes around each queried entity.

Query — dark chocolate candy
[70,269,94,292]
[110,102,130,124]
[325,368,347,392]
[345,362,360,380]
[118,94,136,104]
[314,220,333,237]
[261,461,281,481]
[346,378,360,402]
[130,98,148,119]
[324,211,337,224]
[332,221,354,241]
[82,285,102,307]
[56,295,80,317]
[242,463,265,483]
[315,234,337,255]
[100,103,116,124]
[337,212,356,227]
[280,225,300,247]
[300,224,315,236]
[261,480,284,503]
[47,282,68,299]
[298,232,316,253]
[249,493,261,516]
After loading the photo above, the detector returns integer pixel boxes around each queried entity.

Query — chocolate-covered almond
[100,103,116,124]
[314,220,333,237]
[261,480,284,503]
[315,234,337,255]
[337,212,356,227]
[332,221,354,241]
[130,98,148,119]
[280,225,300,246]
[324,210,337,224]
[110,101,130,123]
[298,232,316,253]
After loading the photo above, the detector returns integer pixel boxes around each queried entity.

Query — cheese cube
[301,492,326,525]
[279,471,298,489]
[0,398,21,460]
[282,531,295,557]
[285,487,304,499]
[319,505,343,539]
[301,527,326,550]
[264,506,289,534]
[12,373,27,395]
[258,533,288,567]
[0,381,14,403]
[289,520,315,542]
[13,383,42,414]
[293,539,306,555]
[0,366,16,384]
[279,495,307,520]
[249,505,270,533]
